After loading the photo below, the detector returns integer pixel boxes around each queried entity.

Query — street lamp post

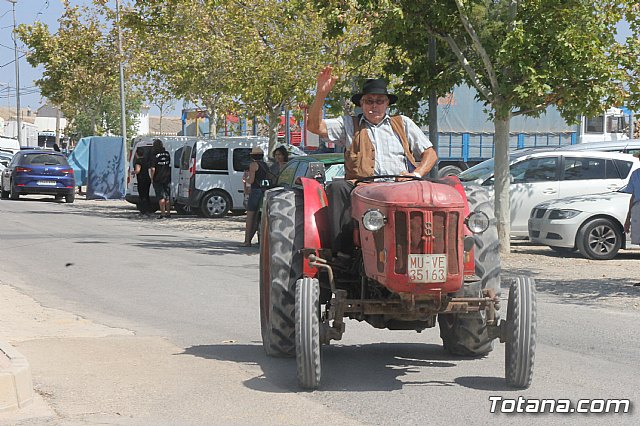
[8,0,21,145]
[115,0,126,142]
[115,0,127,193]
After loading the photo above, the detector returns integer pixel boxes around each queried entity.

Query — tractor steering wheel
[354,174,423,186]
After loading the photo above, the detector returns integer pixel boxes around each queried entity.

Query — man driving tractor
[307,65,439,254]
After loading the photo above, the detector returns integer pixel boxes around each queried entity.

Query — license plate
[37,180,57,186]
[408,254,447,283]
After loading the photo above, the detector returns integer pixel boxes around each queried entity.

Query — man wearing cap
[308,65,438,253]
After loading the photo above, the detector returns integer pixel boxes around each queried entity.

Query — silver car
[459,150,639,237]
[528,189,636,260]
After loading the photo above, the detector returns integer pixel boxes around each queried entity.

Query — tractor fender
[299,177,330,277]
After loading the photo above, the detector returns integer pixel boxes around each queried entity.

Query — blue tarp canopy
[67,136,125,200]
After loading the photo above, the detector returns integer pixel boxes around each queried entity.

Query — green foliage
[16,1,142,138]
[349,0,632,123]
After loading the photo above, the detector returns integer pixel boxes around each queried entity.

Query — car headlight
[362,209,386,231]
[465,211,490,234]
[548,209,580,220]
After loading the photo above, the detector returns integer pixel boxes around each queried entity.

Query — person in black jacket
[149,139,172,219]
[134,146,152,215]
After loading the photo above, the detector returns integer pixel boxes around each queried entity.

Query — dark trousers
[326,179,355,253]
[137,178,152,213]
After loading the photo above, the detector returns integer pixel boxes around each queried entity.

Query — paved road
[0,197,638,425]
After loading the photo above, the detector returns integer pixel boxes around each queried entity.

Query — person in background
[270,145,289,177]
[623,153,640,245]
[149,139,172,219]
[53,143,61,152]
[241,146,269,247]
[134,146,152,216]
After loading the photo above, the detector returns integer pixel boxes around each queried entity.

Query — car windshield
[458,154,525,182]
[459,159,495,182]
[324,163,344,182]
[23,153,67,166]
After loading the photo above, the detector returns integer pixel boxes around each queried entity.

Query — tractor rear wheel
[439,184,501,356]
[259,188,304,357]
[295,277,321,389]
[505,276,537,388]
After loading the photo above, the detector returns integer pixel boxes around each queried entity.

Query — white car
[459,150,639,237]
[528,190,636,260]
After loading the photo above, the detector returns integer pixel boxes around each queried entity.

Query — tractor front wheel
[295,277,321,389]
[505,276,537,389]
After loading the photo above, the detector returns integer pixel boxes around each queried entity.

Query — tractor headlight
[362,209,386,231]
[548,209,580,220]
[465,211,490,234]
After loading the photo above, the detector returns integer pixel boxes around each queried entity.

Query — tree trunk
[208,108,217,139]
[267,104,281,156]
[493,113,512,254]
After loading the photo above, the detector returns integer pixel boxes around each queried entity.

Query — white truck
[579,107,630,143]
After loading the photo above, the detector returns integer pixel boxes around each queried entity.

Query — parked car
[0,150,75,203]
[0,151,13,173]
[243,153,343,208]
[176,136,270,218]
[459,150,640,237]
[520,139,640,156]
[125,136,196,213]
[528,189,637,260]
[276,153,344,187]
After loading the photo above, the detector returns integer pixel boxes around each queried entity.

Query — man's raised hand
[317,65,338,96]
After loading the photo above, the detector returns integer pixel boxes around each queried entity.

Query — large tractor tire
[259,188,304,357]
[505,276,537,388]
[295,277,321,389]
[439,184,501,356]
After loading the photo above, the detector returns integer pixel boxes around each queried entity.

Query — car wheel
[65,193,75,203]
[9,181,19,200]
[576,218,622,260]
[0,184,8,199]
[200,190,231,218]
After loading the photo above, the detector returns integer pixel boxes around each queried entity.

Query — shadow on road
[501,273,639,307]
[181,342,511,393]
[130,237,258,257]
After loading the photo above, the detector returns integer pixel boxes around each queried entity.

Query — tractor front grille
[393,210,459,276]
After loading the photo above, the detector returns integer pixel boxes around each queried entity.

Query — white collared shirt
[324,114,432,175]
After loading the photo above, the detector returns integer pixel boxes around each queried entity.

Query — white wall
[135,106,150,136]
[34,116,67,134]
[4,121,39,146]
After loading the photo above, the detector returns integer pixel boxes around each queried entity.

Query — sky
[0,1,635,118]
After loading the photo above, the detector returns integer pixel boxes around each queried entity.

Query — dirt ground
[70,197,640,312]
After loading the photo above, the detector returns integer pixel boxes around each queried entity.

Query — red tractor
[259,174,536,389]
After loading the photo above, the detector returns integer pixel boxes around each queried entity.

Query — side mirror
[308,162,326,184]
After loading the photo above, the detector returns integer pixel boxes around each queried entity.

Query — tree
[17,1,142,139]
[125,0,238,139]
[328,0,633,253]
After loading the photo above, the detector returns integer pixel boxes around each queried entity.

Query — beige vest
[344,115,417,180]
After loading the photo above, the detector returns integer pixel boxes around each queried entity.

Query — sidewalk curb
[0,341,34,412]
